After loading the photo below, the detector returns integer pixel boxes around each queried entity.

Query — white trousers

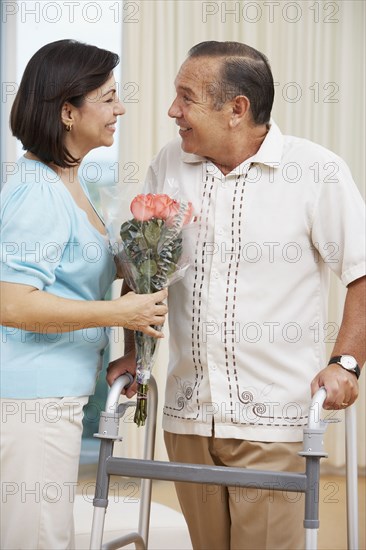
[0,396,88,550]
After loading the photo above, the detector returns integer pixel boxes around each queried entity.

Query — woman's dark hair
[10,39,120,167]
[188,41,274,125]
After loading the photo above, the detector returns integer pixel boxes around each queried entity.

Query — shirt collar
[181,120,284,175]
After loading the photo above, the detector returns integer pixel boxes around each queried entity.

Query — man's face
[168,57,233,161]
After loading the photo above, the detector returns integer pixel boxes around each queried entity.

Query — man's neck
[211,123,269,176]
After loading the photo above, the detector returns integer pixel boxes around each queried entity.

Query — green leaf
[144,220,161,246]
[120,219,143,242]
[139,259,158,278]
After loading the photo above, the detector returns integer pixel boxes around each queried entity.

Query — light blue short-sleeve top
[0,157,117,398]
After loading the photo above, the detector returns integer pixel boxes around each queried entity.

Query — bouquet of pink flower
[119,193,193,426]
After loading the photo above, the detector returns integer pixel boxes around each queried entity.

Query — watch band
[328,356,361,379]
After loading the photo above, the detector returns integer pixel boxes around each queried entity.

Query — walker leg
[304,456,321,550]
[89,439,114,550]
[305,528,318,550]
[137,376,158,547]
[90,507,107,550]
[345,406,359,550]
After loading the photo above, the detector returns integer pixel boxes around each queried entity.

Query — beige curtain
[113,0,365,469]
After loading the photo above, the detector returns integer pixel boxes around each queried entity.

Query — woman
[0,40,167,549]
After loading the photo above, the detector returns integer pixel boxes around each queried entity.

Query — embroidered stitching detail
[222,173,246,422]
[164,164,308,428]
[163,167,214,420]
[222,167,308,427]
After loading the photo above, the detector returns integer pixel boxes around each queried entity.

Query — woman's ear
[61,102,74,130]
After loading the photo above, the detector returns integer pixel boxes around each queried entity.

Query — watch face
[341,355,357,369]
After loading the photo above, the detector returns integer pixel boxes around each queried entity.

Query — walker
[89,374,359,550]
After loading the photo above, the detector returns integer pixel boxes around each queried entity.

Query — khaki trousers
[164,430,305,550]
[0,396,88,550]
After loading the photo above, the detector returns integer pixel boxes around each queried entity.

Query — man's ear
[230,95,250,127]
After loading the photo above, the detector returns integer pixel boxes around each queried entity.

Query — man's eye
[183,95,191,103]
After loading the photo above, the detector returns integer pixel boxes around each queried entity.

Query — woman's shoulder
[3,156,61,189]
[1,157,73,245]
[1,157,71,212]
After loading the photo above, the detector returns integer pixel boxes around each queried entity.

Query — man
[108,41,365,549]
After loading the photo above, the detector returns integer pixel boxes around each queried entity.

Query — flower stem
[134,383,149,427]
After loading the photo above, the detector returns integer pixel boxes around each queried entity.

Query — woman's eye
[105,98,114,103]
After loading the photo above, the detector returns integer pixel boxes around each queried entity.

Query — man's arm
[311,275,366,409]
[106,280,138,398]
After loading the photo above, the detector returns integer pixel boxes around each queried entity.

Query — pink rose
[165,199,180,220]
[153,194,177,219]
[130,194,155,221]
[164,200,194,227]
[130,194,194,225]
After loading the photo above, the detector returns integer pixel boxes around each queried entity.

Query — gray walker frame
[89,374,359,550]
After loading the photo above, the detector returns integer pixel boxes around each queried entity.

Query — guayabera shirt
[144,122,365,442]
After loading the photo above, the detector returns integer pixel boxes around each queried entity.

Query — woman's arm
[106,280,139,397]
[0,281,167,338]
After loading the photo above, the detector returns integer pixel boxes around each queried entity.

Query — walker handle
[105,372,134,414]
[308,386,327,430]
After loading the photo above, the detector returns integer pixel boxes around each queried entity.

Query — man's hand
[107,350,137,398]
[311,363,359,409]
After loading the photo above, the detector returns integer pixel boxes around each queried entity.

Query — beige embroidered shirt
[144,122,365,442]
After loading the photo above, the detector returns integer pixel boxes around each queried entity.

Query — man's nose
[168,97,181,118]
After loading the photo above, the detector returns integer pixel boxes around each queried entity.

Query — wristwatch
[328,355,361,379]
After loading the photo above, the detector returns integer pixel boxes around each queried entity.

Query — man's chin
[180,139,194,154]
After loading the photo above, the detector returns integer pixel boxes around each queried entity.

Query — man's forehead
[174,56,222,89]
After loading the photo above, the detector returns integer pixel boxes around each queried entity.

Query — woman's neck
[24,152,80,186]
[52,164,80,188]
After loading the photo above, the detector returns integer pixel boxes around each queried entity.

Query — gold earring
[65,123,72,132]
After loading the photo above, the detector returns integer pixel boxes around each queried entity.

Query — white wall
[1,0,123,169]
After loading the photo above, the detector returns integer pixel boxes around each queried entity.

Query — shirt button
[217,228,223,235]
[210,364,217,371]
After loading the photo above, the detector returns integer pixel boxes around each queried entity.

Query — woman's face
[63,73,125,157]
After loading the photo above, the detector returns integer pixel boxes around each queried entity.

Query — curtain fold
[115,0,365,468]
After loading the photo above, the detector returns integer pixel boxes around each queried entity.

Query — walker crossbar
[89,376,359,550]
[104,456,307,492]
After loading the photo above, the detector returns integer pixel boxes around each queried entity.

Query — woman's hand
[113,288,168,337]
[0,282,167,336]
